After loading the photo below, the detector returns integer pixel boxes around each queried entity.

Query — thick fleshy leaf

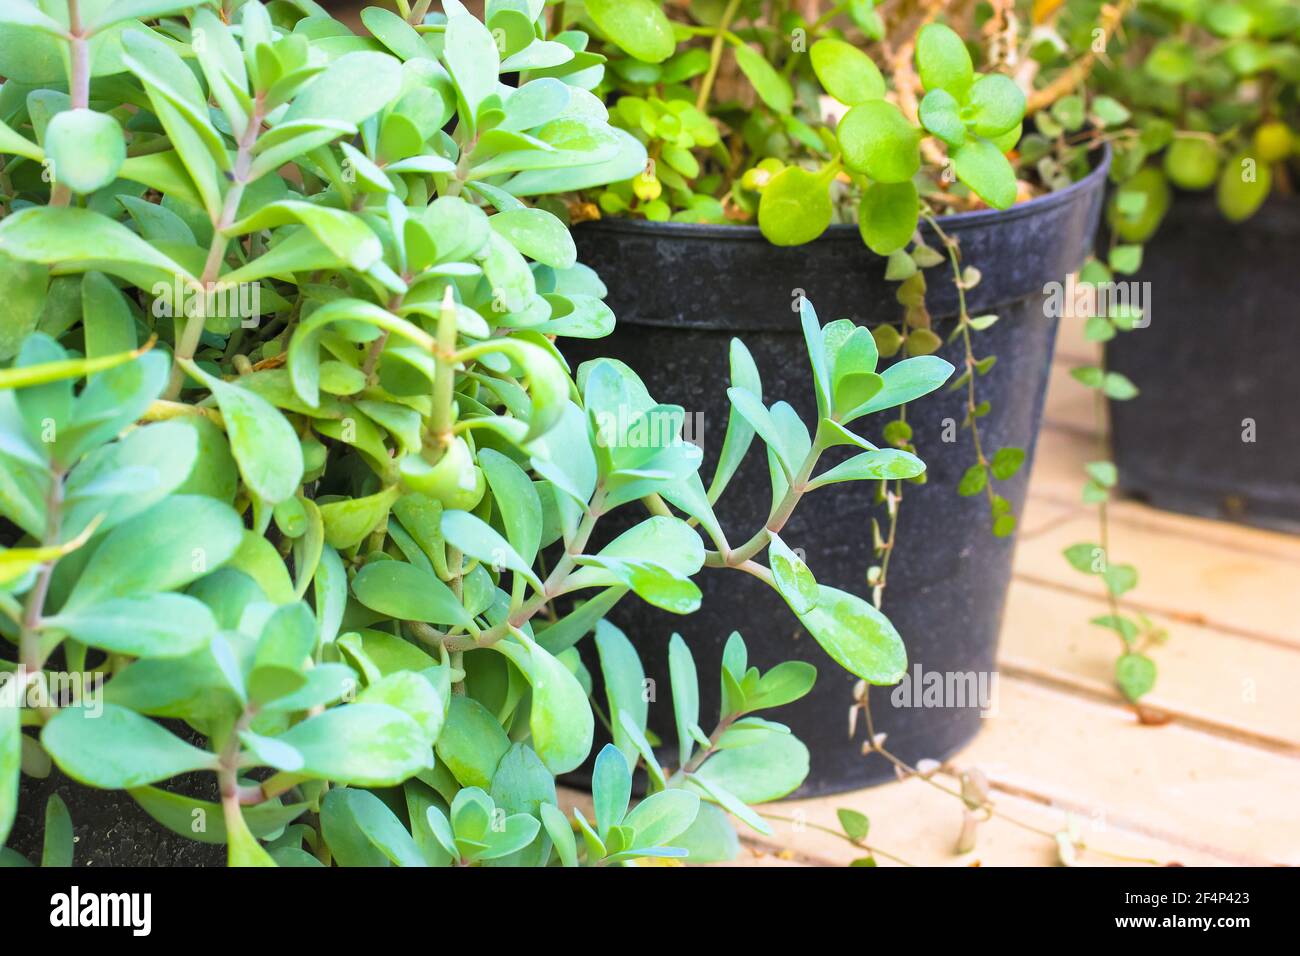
[352,560,471,627]
[622,788,700,849]
[694,730,809,803]
[0,695,17,846]
[591,743,631,838]
[794,585,906,684]
[442,509,543,592]
[276,703,432,787]
[44,109,125,195]
[185,366,304,506]
[436,695,511,789]
[858,180,919,256]
[966,74,1025,138]
[767,533,818,615]
[807,449,927,488]
[585,0,675,63]
[44,593,216,659]
[0,207,195,290]
[952,139,1018,210]
[321,787,425,867]
[915,23,973,99]
[733,43,792,114]
[493,628,594,775]
[42,705,217,788]
[64,495,243,611]
[758,166,832,245]
[838,100,921,183]
[810,38,884,104]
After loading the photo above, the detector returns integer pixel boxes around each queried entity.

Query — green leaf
[1104,563,1138,597]
[672,801,739,862]
[1115,653,1156,702]
[276,703,432,787]
[540,803,578,867]
[1217,151,1271,222]
[478,448,543,569]
[128,787,310,845]
[667,633,700,767]
[64,495,242,611]
[442,13,500,128]
[732,43,793,115]
[1102,372,1139,401]
[352,560,471,628]
[1063,542,1104,575]
[623,788,700,850]
[442,508,544,593]
[810,38,885,104]
[488,208,577,270]
[838,100,921,183]
[285,51,403,128]
[321,787,425,867]
[226,804,277,867]
[838,808,870,842]
[44,593,216,659]
[80,271,136,360]
[585,0,676,64]
[1085,461,1118,488]
[42,704,216,788]
[0,693,17,846]
[808,449,926,488]
[591,743,631,838]
[184,365,304,506]
[767,532,818,615]
[757,166,832,245]
[227,201,383,272]
[39,794,73,867]
[694,730,809,803]
[858,180,919,256]
[990,447,1025,481]
[493,627,594,774]
[915,23,973,99]
[0,251,49,363]
[919,88,966,148]
[845,354,953,419]
[709,338,762,499]
[795,585,906,684]
[0,206,195,291]
[44,108,125,195]
[436,695,511,789]
[966,74,1025,138]
[952,139,1017,209]
[594,620,649,769]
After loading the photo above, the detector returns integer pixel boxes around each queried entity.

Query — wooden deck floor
[564,319,1300,867]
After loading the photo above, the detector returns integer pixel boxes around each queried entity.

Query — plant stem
[696,0,744,112]
[163,94,266,400]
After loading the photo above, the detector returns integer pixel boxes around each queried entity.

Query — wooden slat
[957,679,1300,865]
[1013,508,1300,645]
[1000,579,1300,751]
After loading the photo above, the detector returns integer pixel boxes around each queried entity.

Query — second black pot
[1106,193,1300,532]
[564,152,1110,796]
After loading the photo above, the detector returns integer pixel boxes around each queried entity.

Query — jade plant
[0,0,952,866]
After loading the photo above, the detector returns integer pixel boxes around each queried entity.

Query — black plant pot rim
[581,142,1112,243]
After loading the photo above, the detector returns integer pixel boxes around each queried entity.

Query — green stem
[695,0,744,112]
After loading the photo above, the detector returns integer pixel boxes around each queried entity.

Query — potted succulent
[547,0,1111,790]
[1068,0,1299,531]
[0,0,952,866]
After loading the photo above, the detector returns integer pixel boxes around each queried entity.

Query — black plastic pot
[1106,193,1300,531]
[565,149,1110,796]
